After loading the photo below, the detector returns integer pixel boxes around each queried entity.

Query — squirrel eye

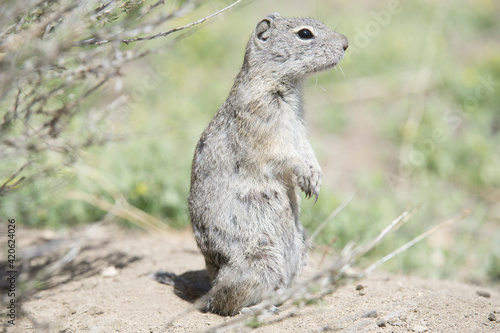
[297,28,314,39]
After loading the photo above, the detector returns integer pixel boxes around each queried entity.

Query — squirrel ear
[255,17,273,42]
[266,12,281,20]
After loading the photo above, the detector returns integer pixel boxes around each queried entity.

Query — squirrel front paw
[297,165,322,203]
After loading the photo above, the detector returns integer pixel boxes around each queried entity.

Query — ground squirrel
[178,13,347,316]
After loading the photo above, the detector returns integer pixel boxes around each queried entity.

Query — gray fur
[188,13,348,316]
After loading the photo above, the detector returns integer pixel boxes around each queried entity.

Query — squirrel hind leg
[203,259,286,316]
[204,278,266,316]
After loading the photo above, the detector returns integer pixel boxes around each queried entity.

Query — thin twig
[399,0,452,162]
[121,0,243,44]
[0,163,28,195]
[362,209,470,276]
[68,164,173,234]
[68,191,171,235]
[137,0,188,20]
[317,235,338,268]
[309,193,354,245]
[352,208,418,258]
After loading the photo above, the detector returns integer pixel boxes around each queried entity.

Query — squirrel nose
[341,34,349,51]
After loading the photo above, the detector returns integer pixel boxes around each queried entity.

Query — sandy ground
[2,226,499,333]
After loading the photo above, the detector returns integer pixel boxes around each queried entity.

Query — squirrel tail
[152,270,211,302]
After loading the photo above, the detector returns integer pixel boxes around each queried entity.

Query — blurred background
[1,0,499,283]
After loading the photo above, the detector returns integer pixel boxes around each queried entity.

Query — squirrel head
[245,13,348,82]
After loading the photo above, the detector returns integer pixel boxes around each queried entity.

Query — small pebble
[355,284,364,290]
[476,290,491,298]
[412,325,429,332]
[388,321,405,327]
[377,318,387,327]
[362,310,378,318]
[100,266,118,277]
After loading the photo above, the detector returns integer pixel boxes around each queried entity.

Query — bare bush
[0,0,242,196]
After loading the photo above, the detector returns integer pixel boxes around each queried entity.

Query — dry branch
[0,0,245,197]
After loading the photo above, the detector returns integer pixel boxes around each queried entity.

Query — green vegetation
[1,0,499,282]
